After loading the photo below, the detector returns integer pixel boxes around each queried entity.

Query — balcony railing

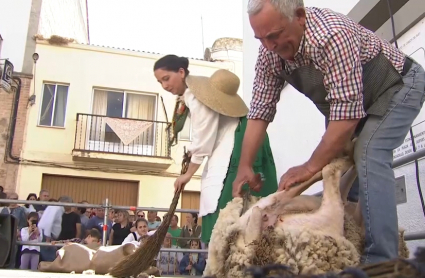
[73,113,171,158]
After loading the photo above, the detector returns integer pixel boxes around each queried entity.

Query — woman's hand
[174,174,191,193]
[186,264,192,271]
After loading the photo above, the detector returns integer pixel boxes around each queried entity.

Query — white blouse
[183,89,240,217]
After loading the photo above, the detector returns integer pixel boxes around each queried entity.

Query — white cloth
[38,205,64,239]
[20,227,43,252]
[183,89,239,217]
[24,205,36,214]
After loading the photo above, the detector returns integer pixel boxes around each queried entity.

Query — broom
[109,147,191,277]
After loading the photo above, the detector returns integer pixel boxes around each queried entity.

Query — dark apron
[279,52,411,135]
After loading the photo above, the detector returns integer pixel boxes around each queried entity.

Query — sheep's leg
[339,165,358,204]
[238,171,325,229]
[277,157,354,237]
[244,206,263,244]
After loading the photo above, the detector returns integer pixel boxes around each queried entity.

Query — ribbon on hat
[169,96,190,146]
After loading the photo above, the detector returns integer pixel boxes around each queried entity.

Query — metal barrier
[0,197,205,248]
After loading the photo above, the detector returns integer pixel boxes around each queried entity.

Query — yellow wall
[16,41,240,209]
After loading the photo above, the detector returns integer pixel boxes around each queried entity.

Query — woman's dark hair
[191,213,198,225]
[25,193,37,208]
[153,54,190,76]
[27,211,39,220]
[135,218,148,227]
[189,238,202,249]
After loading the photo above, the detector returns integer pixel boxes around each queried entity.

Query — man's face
[249,2,306,60]
[40,191,49,201]
[147,211,156,221]
[96,208,105,218]
[170,215,178,227]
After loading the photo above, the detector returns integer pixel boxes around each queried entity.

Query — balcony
[72,113,173,170]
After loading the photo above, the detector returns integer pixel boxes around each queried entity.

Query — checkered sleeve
[247,46,285,122]
[318,29,367,121]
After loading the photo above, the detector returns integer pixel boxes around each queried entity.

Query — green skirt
[201,116,278,243]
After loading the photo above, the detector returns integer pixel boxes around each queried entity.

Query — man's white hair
[247,0,304,20]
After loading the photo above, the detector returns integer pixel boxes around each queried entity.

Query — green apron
[200,116,278,243]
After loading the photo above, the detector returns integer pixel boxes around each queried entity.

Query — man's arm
[232,46,284,196]
[306,119,359,173]
[307,29,366,172]
[238,119,269,168]
[239,46,285,167]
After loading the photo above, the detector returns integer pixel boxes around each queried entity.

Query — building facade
[15,37,242,224]
[0,0,89,193]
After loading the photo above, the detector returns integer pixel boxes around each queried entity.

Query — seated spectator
[166,214,181,246]
[109,210,132,245]
[23,193,37,214]
[33,189,49,213]
[1,192,27,230]
[147,210,161,231]
[38,196,72,262]
[20,212,42,270]
[122,218,149,244]
[75,201,90,239]
[0,186,7,206]
[51,228,101,247]
[86,207,112,242]
[157,233,182,275]
[178,213,201,249]
[178,239,206,275]
[57,199,81,240]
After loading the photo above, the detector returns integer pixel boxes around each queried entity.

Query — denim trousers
[347,60,425,264]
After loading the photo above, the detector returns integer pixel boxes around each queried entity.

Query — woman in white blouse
[153,55,278,245]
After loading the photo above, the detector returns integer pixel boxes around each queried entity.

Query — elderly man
[233,0,425,264]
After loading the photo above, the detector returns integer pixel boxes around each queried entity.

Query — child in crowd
[157,232,182,275]
[51,228,101,247]
[121,218,149,244]
[20,212,42,270]
[179,239,206,275]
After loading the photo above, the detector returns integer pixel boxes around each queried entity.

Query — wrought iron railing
[73,113,171,158]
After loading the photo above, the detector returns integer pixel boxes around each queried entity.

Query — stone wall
[0,74,31,194]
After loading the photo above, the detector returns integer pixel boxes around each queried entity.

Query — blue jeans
[352,60,425,264]
[40,235,58,262]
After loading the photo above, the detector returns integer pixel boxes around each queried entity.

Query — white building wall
[242,0,425,256]
[0,0,32,71]
[38,0,88,43]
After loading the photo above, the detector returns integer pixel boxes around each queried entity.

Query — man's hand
[278,163,315,192]
[232,166,263,197]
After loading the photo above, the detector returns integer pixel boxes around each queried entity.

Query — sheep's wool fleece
[204,196,409,278]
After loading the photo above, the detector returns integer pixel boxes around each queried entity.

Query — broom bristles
[109,190,181,277]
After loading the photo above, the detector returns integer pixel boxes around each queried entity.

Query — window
[38,83,69,127]
[179,116,193,141]
[89,89,157,153]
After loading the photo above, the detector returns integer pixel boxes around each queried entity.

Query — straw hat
[186,69,249,117]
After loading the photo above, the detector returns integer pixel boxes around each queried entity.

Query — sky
[87,0,243,59]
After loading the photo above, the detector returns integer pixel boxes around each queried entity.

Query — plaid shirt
[248,7,406,122]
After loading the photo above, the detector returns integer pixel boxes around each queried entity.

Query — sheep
[204,144,409,278]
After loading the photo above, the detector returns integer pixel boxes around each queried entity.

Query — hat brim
[186,75,249,118]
